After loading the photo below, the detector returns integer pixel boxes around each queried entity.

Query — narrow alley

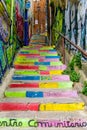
[0,0,87,130]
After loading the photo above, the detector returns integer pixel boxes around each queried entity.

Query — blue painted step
[34,62,50,66]
[12,76,40,80]
[26,91,43,98]
[46,56,60,59]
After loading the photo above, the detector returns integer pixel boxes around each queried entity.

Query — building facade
[33,0,46,34]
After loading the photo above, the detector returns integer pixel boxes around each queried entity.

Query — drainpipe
[24,0,30,46]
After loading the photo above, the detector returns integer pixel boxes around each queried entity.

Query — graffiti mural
[5,0,11,16]
[65,1,70,39]
[52,8,64,44]
[77,0,86,48]
[70,4,76,43]
[15,0,24,41]
[0,41,6,72]
[0,2,10,43]
[64,0,87,51]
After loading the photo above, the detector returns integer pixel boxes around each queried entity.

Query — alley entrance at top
[33,0,46,34]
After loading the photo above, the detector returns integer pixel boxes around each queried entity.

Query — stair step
[18,54,60,59]
[0,101,84,111]
[14,70,63,76]
[0,111,86,118]
[14,61,62,66]
[12,75,70,81]
[0,128,85,130]
[15,58,59,62]
[0,97,83,103]
[4,89,78,98]
[9,81,73,89]
[0,111,87,129]
[14,65,67,70]
[19,52,58,56]
[0,117,86,128]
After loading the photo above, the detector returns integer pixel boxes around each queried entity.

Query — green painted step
[39,66,47,70]
[15,58,39,62]
[5,91,26,97]
[50,61,63,66]
[14,70,39,76]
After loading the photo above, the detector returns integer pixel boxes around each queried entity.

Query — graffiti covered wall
[15,0,24,41]
[0,0,25,82]
[52,7,64,44]
[0,1,11,80]
[65,0,87,51]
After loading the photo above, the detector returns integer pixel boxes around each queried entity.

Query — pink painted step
[39,58,59,62]
[44,91,78,98]
[52,75,70,81]
[47,65,67,70]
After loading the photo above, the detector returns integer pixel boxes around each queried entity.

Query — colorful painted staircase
[0,35,87,129]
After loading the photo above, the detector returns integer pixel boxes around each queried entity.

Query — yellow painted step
[50,70,63,75]
[39,103,84,111]
[39,82,58,88]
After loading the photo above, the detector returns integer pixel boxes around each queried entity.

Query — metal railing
[55,31,87,64]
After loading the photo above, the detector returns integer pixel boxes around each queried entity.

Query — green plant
[68,58,74,70]
[74,52,82,69]
[82,81,87,96]
[50,1,54,7]
[62,68,70,75]
[70,70,80,82]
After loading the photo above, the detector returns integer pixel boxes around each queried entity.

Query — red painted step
[28,103,39,111]
[0,103,27,111]
[14,65,39,70]
[40,71,50,75]
[0,103,39,111]
[9,83,39,88]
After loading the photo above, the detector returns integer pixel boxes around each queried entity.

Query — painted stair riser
[39,58,59,62]
[19,52,57,55]
[14,70,63,76]
[5,91,78,98]
[18,54,60,59]
[9,82,73,89]
[14,65,66,71]
[0,118,86,128]
[23,48,56,52]
[15,58,59,62]
[0,103,84,111]
[14,65,67,70]
[15,58,39,62]
[12,75,70,81]
[15,65,39,70]
[23,47,55,50]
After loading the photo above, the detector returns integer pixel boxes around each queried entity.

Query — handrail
[59,32,87,57]
[54,30,87,63]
